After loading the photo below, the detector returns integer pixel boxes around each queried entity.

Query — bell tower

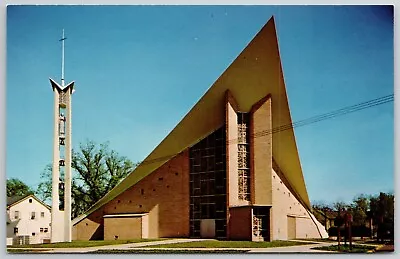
[49,29,74,243]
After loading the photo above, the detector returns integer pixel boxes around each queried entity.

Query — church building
[72,16,328,241]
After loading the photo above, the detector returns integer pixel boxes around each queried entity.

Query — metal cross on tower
[49,29,75,243]
[60,29,67,87]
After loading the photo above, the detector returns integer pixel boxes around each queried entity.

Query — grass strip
[146,240,314,248]
[312,244,376,253]
[7,238,166,248]
[297,238,335,243]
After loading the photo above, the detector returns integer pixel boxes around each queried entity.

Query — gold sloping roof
[73,16,311,225]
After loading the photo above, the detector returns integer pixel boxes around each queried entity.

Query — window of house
[14,228,18,234]
[31,212,36,220]
[32,232,35,236]
[44,228,48,233]
[40,228,44,232]
[14,211,19,219]
[29,199,32,203]
[41,212,45,217]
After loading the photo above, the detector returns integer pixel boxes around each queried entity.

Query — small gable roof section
[7,194,30,207]
[6,194,51,211]
[73,16,311,225]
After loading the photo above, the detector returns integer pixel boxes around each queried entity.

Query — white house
[6,194,51,245]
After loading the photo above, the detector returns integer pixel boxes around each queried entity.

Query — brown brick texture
[73,150,190,240]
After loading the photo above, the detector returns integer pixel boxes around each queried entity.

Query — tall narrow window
[237,112,250,201]
[14,228,18,234]
[189,126,227,239]
[41,212,45,218]
[31,212,36,220]
[14,211,19,219]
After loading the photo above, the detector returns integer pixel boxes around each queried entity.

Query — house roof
[6,194,51,210]
[6,194,30,207]
[73,16,312,225]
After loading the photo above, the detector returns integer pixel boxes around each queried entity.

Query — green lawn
[297,238,335,243]
[89,249,249,254]
[7,238,166,249]
[312,244,376,253]
[355,240,393,246]
[146,240,315,248]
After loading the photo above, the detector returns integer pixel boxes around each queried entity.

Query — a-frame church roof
[73,16,311,225]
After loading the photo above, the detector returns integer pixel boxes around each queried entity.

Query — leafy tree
[369,192,394,242]
[332,200,349,246]
[7,178,34,197]
[333,201,348,212]
[349,194,369,227]
[36,140,137,219]
[312,200,333,211]
[36,164,65,210]
[316,193,393,243]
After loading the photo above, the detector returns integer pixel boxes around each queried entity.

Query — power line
[137,94,393,166]
[248,94,393,141]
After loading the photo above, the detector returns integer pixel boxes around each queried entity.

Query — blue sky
[6,5,394,205]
